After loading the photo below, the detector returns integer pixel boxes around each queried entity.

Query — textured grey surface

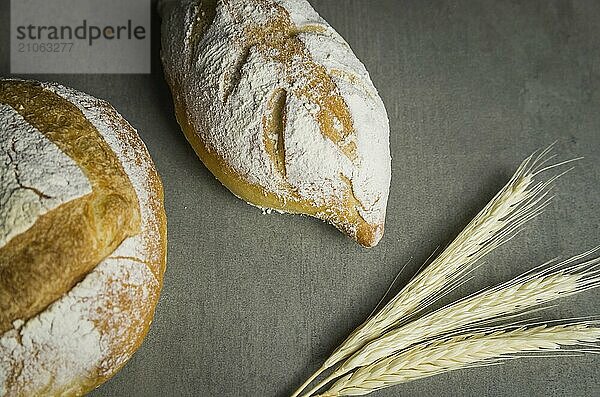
[2,0,600,396]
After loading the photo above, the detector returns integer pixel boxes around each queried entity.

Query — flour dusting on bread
[0,105,91,249]
[0,81,165,396]
[160,0,391,246]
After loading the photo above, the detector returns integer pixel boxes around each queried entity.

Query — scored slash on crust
[192,1,372,222]
[212,0,359,164]
[262,88,288,178]
[163,0,391,246]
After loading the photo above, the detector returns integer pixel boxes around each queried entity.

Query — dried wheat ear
[292,146,600,397]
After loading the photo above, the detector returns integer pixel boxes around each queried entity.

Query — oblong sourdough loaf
[0,79,167,396]
[160,0,391,247]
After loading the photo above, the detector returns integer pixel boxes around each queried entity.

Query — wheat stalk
[291,146,575,397]
[318,323,600,396]
[302,250,600,396]
[335,253,600,375]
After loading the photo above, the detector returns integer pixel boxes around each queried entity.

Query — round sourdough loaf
[0,79,167,396]
[160,0,391,247]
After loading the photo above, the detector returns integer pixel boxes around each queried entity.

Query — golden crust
[162,0,385,247]
[76,96,167,396]
[165,74,383,247]
[0,80,167,396]
[0,80,141,332]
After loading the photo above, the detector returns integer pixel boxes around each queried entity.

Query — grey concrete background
[1,0,600,396]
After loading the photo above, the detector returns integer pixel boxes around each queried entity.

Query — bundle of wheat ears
[291,145,600,397]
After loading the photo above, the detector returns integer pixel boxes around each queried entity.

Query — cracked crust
[0,80,141,333]
[0,79,167,396]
